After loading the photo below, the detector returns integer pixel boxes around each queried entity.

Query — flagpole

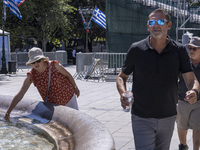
[79,7,94,52]
[86,29,88,52]
[1,2,7,74]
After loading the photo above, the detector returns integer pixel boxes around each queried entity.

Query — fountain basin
[0,95,115,150]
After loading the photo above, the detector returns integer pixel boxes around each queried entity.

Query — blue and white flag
[91,7,106,29]
[3,0,22,20]
[15,0,25,7]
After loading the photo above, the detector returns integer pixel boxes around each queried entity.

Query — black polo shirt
[178,63,200,101]
[122,36,192,118]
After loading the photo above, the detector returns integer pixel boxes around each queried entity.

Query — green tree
[1,0,72,51]
[0,0,106,51]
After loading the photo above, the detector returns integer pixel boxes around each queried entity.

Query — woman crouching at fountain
[4,47,80,120]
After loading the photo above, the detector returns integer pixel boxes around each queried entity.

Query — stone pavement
[0,65,194,150]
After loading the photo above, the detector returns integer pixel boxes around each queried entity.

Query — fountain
[0,95,115,150]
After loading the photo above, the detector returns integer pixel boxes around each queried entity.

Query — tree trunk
[42,38,47,52]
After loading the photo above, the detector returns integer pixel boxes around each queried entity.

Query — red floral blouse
[27,61,74,105]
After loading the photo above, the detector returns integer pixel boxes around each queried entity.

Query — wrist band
[192,89,199,98]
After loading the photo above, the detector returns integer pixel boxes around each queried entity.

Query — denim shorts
[176,100,200,131]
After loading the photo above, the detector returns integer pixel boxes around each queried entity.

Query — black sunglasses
[31,59,42,64]
[188,47,199,51]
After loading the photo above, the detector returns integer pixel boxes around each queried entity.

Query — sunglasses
[147,19,168,26]
[31,59,42,64]
[188,47,199,51]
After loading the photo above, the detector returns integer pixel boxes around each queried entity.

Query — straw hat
[186,36,200,48]
[26,47,49,65]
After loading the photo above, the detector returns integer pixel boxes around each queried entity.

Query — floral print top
[27,61,74,105]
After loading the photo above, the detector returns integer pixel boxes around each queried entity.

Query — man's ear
[168,21,172,30]
[147,24,150,32]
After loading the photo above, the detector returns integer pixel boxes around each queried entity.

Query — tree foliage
[0,0,106,51]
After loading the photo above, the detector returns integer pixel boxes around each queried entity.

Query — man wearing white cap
[4,47,80,120]
[177,36,200,150]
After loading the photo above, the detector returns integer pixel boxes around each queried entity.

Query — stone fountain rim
[0,95,115,150]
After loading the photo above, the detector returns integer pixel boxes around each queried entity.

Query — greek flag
[91,7,106,29]
[15,0,25,7]
[3,0,22,20]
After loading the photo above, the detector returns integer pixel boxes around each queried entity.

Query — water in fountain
[0,116,55,150]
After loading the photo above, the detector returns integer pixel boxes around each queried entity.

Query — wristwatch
[192,89,199,98]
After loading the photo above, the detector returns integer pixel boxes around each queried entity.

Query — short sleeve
[27,69,33,83]
[122,45,136,75]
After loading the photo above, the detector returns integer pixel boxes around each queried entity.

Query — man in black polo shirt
[116,8,199,149]
[177,36,200,150]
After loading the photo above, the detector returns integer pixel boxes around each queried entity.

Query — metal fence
[94,52,126,75]
[73,53,129,82]
[132,0,200,24]
[8,51,68,73]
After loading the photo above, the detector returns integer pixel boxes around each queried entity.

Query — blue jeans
[132,114,176,150]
